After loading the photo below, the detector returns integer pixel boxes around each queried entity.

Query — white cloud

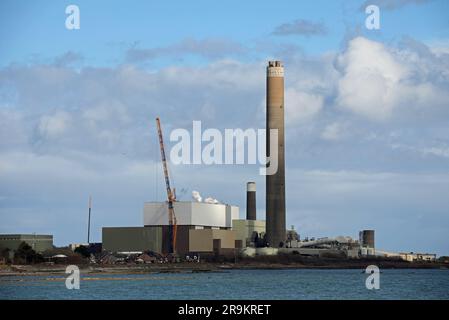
[285,88,323,124]
[336,37,408,120]
[336,37,449,121]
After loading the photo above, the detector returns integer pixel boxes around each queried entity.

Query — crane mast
[156,117,177,254]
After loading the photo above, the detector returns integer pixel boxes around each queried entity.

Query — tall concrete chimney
[246,182,256,220]
[266,60,286,247]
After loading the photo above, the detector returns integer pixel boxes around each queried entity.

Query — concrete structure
[142,201,239,255]
[416,253,437,262]
[279,247,346,258]
[375,249,437,262]
[189,229,236,255]
[360,247,375,256]
[399,252,414,262]
[359,230,375,249]
[266,60,286,248]
[282,236,361,258]
[286,227,299,242]
[399,252,437,262]
[102,201,240,255]
[232,219,265,247]
[246,182,256,220]
[241,247,280,257]
[143,201,238,229]
[0,234,53,253]
[102,227,162,253]
[168,225,198,255]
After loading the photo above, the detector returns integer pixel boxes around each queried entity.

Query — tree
[1,248,11,263]
[74,245,90,258]
[14,242,43,264]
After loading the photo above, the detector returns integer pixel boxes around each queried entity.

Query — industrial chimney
[246,182,256,220]
[266,60,286,247]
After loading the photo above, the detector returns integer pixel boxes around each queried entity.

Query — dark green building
[102,227,162,253]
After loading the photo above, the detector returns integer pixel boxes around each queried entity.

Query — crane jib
[156,117,178,255]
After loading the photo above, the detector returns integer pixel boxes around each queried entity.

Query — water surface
[1,269,448,300]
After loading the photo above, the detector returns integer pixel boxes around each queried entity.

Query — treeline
[1,242,91,265]
[1,242,44,264]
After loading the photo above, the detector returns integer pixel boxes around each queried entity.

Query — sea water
[1,268,448,300]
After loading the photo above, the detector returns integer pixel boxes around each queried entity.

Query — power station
[0,60,439,265]
[100,60,380,259]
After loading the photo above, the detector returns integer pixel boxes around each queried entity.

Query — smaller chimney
[246,182,256,220]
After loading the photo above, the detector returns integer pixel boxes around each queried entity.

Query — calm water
[1,269,448,300]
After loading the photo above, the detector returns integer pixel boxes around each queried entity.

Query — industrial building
[103,227,163,253]
[0,234,53,253]
[359,230,375,256]
[143,201,238,229]
[375,250,437,262]
[189,229,236,255]
[144,201,238,254]
[101,61,374,260]
[102,115,242,256]
[100,60,416,261]
[232,219,266,248]
[103,201,239,255]
[398,252,437,262]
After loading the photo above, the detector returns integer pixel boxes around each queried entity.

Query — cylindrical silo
[266,60,286,248]
[246,182,256,220]
[361,230,375,248]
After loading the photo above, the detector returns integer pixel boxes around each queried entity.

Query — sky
[1,0,449,255]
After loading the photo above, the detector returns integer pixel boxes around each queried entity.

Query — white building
[143,201,239,229]
[399,252,437,262]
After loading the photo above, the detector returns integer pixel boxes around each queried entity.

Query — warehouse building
[0,234,53,253]
[102,227,162,253]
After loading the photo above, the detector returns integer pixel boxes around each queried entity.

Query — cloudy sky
[1,0,449,255]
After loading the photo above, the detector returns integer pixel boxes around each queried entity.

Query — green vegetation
[74,245,90,258]
[1,248,11,264]
[14,242,44,264]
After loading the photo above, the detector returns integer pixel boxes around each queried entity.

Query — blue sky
[1,0,448,65]
[1,0,449,255]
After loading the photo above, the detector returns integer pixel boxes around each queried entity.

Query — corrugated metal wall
[102,227,162,253]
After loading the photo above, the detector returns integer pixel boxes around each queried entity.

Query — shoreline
[1,259,447,277]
